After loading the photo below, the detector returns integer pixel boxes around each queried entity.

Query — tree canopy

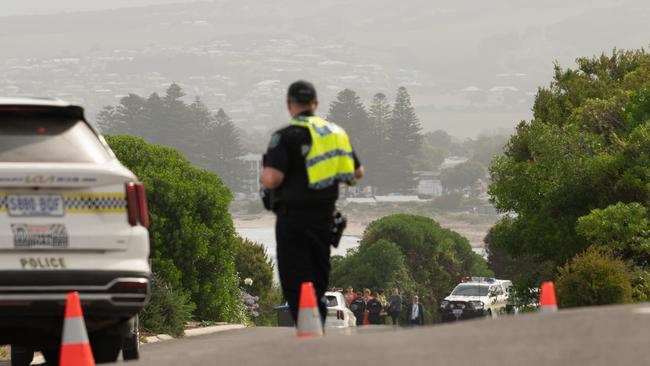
[99,84,245,189]
[488,48,650,296]
[331,214,492,323]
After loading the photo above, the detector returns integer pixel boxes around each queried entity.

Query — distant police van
[439,277,510,322]
[0,98,150,365]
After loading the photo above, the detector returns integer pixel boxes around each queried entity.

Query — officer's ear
[312,100,319,110]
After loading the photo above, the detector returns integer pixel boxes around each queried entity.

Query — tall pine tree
[326,89,372,190]
[366,93,392,190]
[210,108,245,188]
[384,87,422,193]
[326,89,371,151]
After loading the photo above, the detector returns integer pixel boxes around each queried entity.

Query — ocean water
[236,226,486,283]
[236,226,361,282]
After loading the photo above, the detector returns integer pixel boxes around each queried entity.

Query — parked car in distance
[325,291,356,328]
[439,277,509,322]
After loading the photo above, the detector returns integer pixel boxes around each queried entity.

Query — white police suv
[0,98,150,365]
[439,277,509,322]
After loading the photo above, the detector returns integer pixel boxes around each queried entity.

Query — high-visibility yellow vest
[291,116,356,189]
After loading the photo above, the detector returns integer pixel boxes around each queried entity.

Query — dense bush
[332,214,492,324]
[106,135,244,322]
[331,239,415,294]
[577,202,650,265]
[235,237,273,297]
[140,280,195,337]
[556,247,633,308]
[488,49,650,292]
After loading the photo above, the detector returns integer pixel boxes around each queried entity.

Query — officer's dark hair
[287,80,317,105]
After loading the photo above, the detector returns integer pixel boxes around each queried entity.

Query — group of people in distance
[341,287,424,326]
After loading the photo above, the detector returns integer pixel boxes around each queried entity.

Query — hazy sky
[3,0,199,16]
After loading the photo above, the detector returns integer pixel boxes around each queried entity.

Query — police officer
[261,80,364,324]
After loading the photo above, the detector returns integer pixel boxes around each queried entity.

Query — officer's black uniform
[350,296,366,326]
[263,84,361,323]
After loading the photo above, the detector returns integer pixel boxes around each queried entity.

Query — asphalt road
[116,303,650,366]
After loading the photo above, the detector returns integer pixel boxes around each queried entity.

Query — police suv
[0,98,150,365]
[439,277,510,322]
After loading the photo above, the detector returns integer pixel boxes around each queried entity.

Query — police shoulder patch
[301,144,311,156]
[268,133,281,149]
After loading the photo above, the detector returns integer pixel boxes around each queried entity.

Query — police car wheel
[10,346,34,366]
[122,316,140,360]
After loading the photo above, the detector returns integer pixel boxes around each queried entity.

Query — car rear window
[326,296,338,307]
[0,117,111,163]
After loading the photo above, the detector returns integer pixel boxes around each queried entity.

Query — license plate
[453,309,463,316]
[11,224,69,249]
[7,195,64,217]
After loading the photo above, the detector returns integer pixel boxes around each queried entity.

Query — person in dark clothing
[261,80,365,325]
[409,295,425,326]
[350,293,366,326]
[366,294,383,325]
[388,288,403,326]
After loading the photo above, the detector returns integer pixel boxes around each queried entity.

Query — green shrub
[255,286,284,326]
[106,135,243,322]
[235,237,274,298]
[630,268,650,302]
[234,237,279,326]
[556,247,633,308]
[140,280,195,337]
[576,202,650,265]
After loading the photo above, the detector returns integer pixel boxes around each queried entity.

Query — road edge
[144,324,247,344]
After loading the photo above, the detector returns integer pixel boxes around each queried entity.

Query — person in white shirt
[410,295,424,326]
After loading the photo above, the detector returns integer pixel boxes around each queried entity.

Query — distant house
[441,156,468,170]
[416,171,443,197]
[239,153,262,195]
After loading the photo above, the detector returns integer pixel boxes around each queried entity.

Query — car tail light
[126,183,138,226]
[126,182,149,227]
[337,310,344,320]
[136,183,149,228]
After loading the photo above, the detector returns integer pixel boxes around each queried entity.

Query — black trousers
[275,209,332,324]
[390,311,400,325]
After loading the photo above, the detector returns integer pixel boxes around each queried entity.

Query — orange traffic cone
[539,281,558,313]
[296,282,323,338]
[60,292,95,366]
